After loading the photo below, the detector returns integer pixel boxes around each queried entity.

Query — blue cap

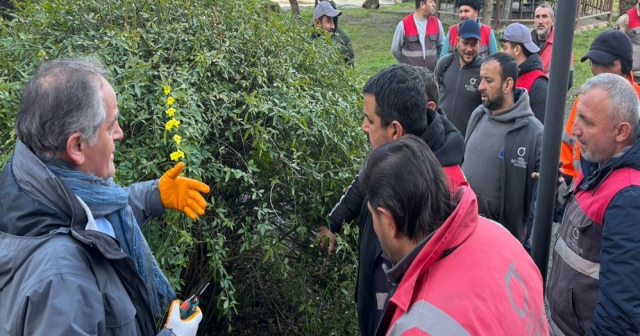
[459,20,480,40]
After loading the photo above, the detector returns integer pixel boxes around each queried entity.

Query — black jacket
[329,108,464,336]
[519,53,548,124]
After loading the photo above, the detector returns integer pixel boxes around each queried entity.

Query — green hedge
[0,0,366,334]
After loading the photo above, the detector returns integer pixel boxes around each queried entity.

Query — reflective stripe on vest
[554,236,600,280]
[448,22,492,58]
[561,129,581,175]
[387,300,470,336]
[516,69,547,93]
[401,14,440,69]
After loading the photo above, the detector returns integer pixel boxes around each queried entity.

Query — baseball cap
[502,23,540,53]
[313,1,342,21]
[459,19,480,40]
[458,0,481,10]
[581,29,633,73]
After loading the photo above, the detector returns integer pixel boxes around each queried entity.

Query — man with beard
[391,0,445,71]
[435,19,483,136]
[312,1,354,67]
[317,64,465,336]
[531,4,574,88]
[462,53,543,245]
[440,0,498,58]
[501,22,548,124]
[363,136,548,336]
[548,74,640,336]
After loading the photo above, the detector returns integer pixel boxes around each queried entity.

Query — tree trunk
[289,0,300,16]
[620,0,635,15]
[362,0,380,9]
[482,0,495,27]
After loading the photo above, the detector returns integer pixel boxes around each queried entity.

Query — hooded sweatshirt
[434,50,484,136]
[462,89,543,242]
[518,53,548,124]
[353,107,465,336]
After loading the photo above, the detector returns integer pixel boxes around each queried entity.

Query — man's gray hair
[536,4,555,18]
[581,73,640,132]
[15,57,108,157]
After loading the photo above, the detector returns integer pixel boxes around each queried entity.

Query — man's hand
[317,226,336,256]
[532,161,565,186]
[164,299,202,336]
[159,162,211,220]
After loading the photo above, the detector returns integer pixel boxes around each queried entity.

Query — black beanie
[457,0,481,11]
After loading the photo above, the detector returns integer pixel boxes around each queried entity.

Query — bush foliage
[0,0,367,334]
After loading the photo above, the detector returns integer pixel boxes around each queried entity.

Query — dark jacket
[351,108,465,336]
[463,89,543,243]
[518,53,548,124]
[548,139,640,336]
[434,51,483,136]
[0,142,171,336]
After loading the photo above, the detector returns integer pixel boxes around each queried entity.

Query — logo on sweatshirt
[510,147,528,169]
[465,77,478,92]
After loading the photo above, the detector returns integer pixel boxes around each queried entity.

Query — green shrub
[0,0,366,334]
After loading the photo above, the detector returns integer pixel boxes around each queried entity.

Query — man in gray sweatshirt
[434,19,483,136]
[462,52,543,244]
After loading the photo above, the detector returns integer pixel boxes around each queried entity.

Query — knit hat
[581,29,633,74]
[457,0,481,11]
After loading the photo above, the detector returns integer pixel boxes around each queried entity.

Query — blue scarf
[46,163,174,317]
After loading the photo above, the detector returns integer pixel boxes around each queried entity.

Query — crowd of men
[317,0,640,335]
[2,0,640,335]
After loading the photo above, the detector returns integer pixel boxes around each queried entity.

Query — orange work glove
[159,162,210,220]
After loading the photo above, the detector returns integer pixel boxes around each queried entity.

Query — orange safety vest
[561,73,640,178]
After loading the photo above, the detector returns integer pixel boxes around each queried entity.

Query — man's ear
[64,133,85,166]
[389,120,406,140]
[614,122,633,143]
[427,101,437,110]
[377,207,400,238]
[504,77,514,92]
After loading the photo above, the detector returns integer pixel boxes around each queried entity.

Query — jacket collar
[388,185,479,312]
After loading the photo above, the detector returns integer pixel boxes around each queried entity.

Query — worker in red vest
[531,4,575,89]
[615,0,640,83]
[391,0,444,71]
[440,0,498,58]
[501,22,548,124]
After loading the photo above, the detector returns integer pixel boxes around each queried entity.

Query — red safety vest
[516,69,547,93]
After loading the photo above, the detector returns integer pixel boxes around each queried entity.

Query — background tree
[362,0,380,9]
[482,0,495,27]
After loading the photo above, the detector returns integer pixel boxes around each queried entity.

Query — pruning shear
[179,282,210,319]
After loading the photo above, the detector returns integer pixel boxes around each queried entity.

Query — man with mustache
[462,52,543,245]
[434,19,483,136]
[391,0,445,71]
[317,64,465,336]
[531,4,574,88]
[440,0,498,58]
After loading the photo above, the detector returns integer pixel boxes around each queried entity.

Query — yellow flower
[167,96,175,105]
[165,118,181,131]
[173,134,182,145]
[170,150,185,161]
[166,107,176,117]
[163,85,171,95]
